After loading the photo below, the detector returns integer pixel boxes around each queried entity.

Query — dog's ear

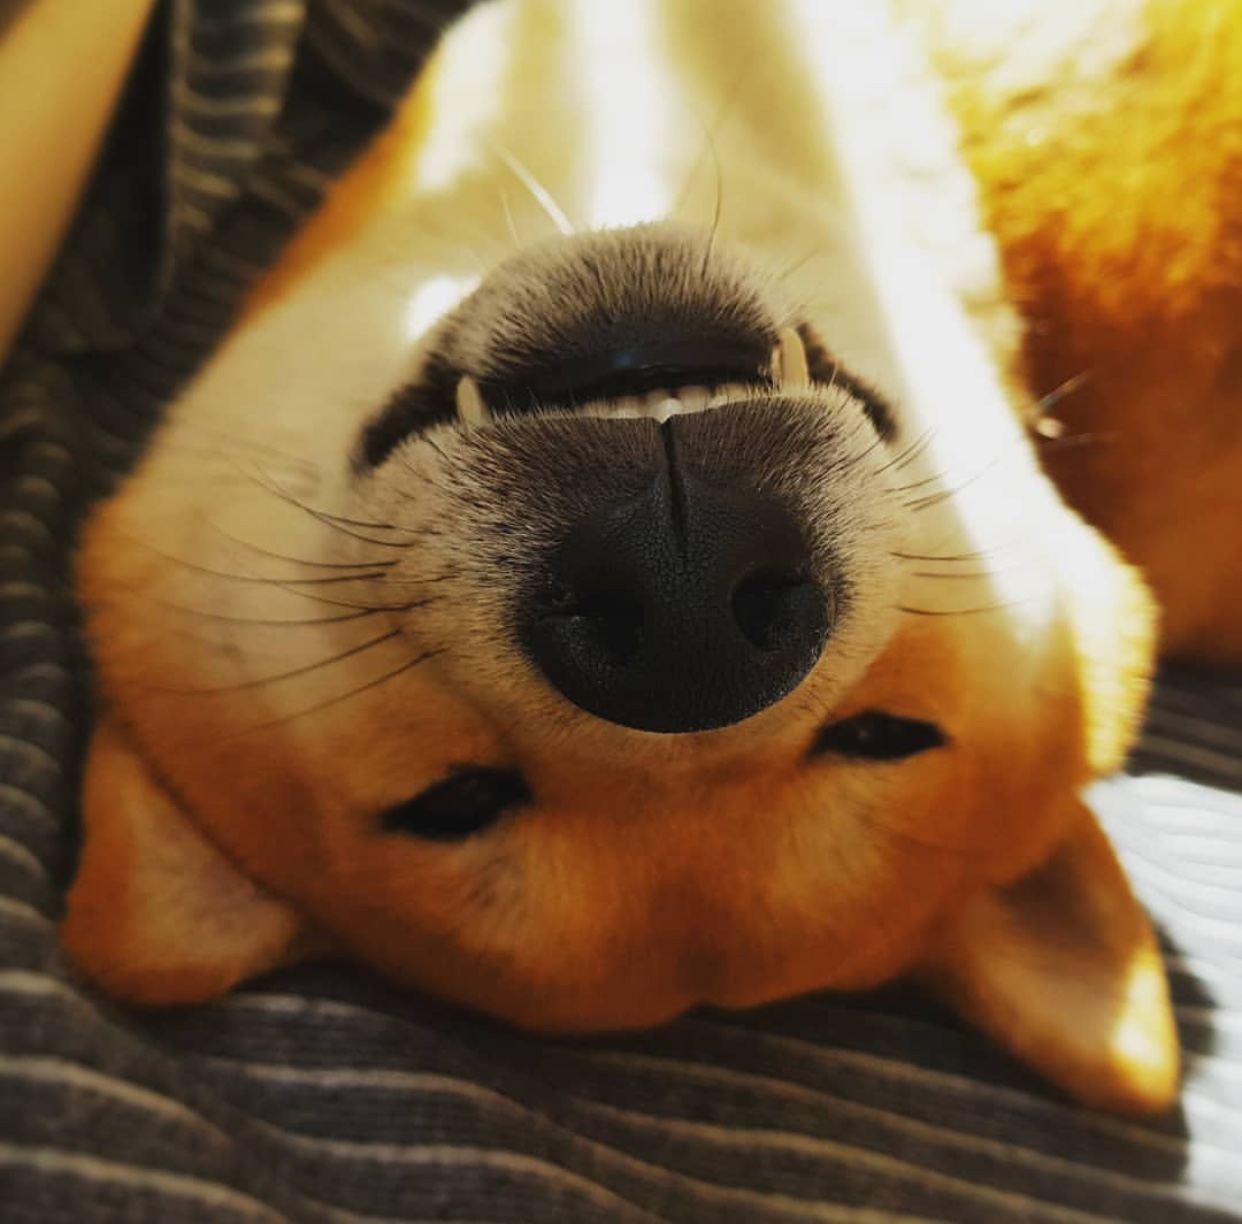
[61,716,319,1005]
[918,800,1179,1115]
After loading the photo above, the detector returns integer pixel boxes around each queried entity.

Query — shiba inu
[60,0,1242,1116]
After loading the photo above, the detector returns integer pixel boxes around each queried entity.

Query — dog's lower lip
[543,380,759,424]
[477,337,773,412]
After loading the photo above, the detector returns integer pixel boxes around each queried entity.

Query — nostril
[731,570,818,652]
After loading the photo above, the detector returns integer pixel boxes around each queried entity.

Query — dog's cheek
[61,716,321,1006]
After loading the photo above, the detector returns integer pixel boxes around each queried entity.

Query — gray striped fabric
[1,3,1239,1220]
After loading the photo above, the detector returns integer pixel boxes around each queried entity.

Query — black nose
[522,460,831,733]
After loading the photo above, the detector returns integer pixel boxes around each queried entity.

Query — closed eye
[812,711,947,761]
[381,767,531,840]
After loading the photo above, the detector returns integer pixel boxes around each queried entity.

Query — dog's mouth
[456,327,810,428]
[358,225,893,465]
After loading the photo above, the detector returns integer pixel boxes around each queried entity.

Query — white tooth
[456,376,489,427]
[614,396,643,418]
[650,395,682,424]
[773,327,810,390]
[677,386,711,415]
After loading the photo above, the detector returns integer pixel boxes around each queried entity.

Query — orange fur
[936,0,1242,661]
[61,717,312,1004]
[59,0,1225,1115]
[918,809,1179,1115]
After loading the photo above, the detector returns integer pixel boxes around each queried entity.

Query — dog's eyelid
[381,766,531,841]
[811,710,947,762]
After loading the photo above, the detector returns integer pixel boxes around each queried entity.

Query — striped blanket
[1,3,1239,1220]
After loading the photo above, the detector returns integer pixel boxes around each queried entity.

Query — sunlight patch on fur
[572,0,679,229]
[787,0,1056,636]
[402,274,478,344]
[411,1,518,195]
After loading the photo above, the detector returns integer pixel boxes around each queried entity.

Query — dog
[60,0,1242,1116]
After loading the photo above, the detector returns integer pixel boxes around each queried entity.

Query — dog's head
[65,220,1175,1113]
